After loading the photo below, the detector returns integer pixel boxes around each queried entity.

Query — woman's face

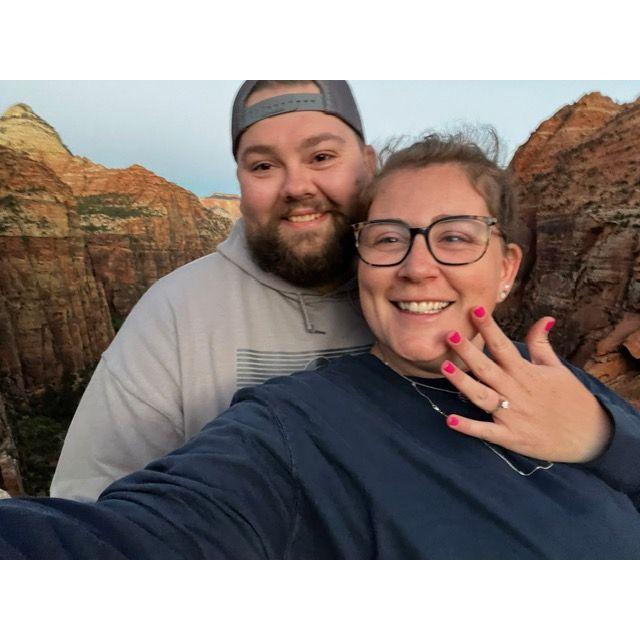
[358,163,522,377]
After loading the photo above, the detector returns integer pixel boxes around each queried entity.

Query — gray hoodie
[51,220,373,500]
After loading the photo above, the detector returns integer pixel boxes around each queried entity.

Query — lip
[281,211,330,228]
[391,299,455,320]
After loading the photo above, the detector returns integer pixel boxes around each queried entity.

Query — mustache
[279,198,340,219]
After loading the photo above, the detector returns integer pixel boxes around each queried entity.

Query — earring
[499,284,510,301]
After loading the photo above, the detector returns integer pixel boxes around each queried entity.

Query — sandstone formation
[0,103,72,158]
[201,193,242,221]
[499,92,640,408]
[0,144,114,402]
[0,104,235,402]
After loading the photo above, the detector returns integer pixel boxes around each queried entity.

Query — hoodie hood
[216,218,358,298]
[216,219,361,334]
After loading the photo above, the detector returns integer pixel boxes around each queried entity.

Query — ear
[363,144,378,177]
[497,242,522,302]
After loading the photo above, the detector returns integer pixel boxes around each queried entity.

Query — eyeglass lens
[358,219,491,266]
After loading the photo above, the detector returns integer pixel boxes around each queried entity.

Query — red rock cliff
[0,104,235,402]
[499,92,640,407]
[0,145,114,402]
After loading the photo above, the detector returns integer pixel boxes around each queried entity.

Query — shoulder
[141,252,231,305]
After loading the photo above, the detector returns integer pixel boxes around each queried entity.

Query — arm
[2,390,297,559]
[50,284,185,501]
[566,362,640,500]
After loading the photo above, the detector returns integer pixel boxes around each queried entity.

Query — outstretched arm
[1,391,297,559]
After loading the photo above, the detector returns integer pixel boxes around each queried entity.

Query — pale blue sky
[1,81,639,197]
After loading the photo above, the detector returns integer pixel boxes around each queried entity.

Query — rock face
[499,92,640,408]
[47,156,234,318]
[0,145,114,402]
[0,104,234,401]
[201,192,242,221]
[0,103,72,158]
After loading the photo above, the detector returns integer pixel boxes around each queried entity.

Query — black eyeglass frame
[352,215,502,267]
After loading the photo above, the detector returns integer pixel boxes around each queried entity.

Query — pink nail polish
[545,320,555,332]
[473,306,486,318]
[448,416,459,427]
[448,331,461,344]
[443,361,456,374]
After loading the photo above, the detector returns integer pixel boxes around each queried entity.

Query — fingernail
[473,306,486,318]
[448,416,459,427]
[448,331,462,344]
[545,320,555,332]
[443,360,456,374]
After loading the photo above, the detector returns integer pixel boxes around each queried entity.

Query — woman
[1,133,639,558]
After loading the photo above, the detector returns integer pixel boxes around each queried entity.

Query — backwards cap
[231,80,365,157]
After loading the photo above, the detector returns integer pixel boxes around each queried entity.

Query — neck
[371,335,485,378]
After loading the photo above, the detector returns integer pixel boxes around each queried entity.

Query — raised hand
[440,306,612,463]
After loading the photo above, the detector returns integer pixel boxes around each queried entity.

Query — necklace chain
[382,358,554,477]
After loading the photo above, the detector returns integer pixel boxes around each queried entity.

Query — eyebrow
[368,214,492,225]
[239,133,347,161]
[298,133,347,149]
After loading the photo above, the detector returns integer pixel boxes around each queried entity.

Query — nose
[397,234,441,281]
[281,164,318,201]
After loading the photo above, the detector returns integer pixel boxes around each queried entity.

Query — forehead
[236,108,360,158]
[368,164,490,223]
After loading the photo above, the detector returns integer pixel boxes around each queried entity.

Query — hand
[440,307,613,463]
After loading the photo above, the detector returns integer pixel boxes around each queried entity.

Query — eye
[374,234,401,245]
[440,233,472,244]
[312,152,334,163]
[251,162,273,172]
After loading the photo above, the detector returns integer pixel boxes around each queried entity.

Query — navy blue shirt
[1,352,639,558]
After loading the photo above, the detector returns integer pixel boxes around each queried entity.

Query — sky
[1,80,640,198]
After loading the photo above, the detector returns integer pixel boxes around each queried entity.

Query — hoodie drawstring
[296,294,326,334]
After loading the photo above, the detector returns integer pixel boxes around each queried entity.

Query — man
[51,81,377,500]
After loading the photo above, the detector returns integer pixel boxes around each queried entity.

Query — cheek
[358,267,392,321]
[240,182,280,223]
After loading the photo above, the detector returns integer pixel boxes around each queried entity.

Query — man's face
[236,84,376,290]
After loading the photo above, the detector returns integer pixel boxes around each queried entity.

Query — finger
[525,316,563,367]
[446,329,508,393]
[446,413,506,445]
[469,305,527,374]
[440,359,505,414]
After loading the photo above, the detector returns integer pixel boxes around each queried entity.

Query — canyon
[0,104,234,493]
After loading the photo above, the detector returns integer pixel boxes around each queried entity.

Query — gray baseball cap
[231,80,365,157]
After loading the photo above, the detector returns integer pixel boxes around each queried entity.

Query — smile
[393,300,452,315]
[285,212,326,223]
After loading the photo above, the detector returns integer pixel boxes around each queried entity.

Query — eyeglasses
[352,216,500,267]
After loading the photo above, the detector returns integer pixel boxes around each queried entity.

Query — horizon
[1,80,640,197]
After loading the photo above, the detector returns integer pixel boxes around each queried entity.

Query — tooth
[397,301,449,314]
[289,213,322,222]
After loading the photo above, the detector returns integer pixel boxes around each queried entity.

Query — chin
[393,343,451,375]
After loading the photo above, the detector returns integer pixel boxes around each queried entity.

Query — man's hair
[362,128,518,236]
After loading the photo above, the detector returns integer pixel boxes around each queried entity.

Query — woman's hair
[362,128,518,236]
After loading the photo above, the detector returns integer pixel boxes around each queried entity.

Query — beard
[246,204,361,289]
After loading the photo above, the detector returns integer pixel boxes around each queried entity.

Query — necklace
[380,356,554,477]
